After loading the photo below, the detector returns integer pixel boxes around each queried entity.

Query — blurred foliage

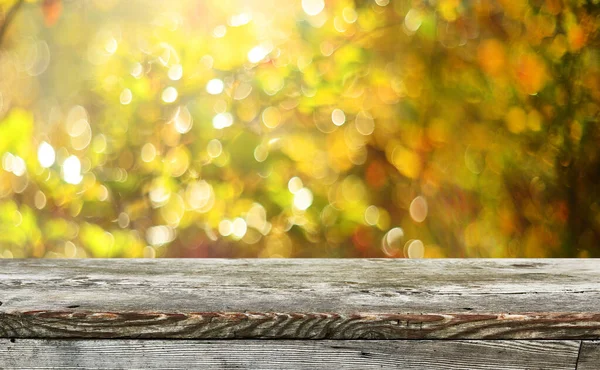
[0,0,599,258]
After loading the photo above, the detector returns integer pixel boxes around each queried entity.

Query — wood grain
[577,341,600,370]
[0,339,582,370]
[1,259,599,339]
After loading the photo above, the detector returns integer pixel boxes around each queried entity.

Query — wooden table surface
[1,259,599,369]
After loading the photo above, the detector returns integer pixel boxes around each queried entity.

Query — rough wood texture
[577,341,600,370]
[0,339,582,370]
[1,259,599,339]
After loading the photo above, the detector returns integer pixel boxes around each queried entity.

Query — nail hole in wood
[9,338,15,343]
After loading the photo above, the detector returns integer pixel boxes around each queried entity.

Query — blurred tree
[0,0,598,258]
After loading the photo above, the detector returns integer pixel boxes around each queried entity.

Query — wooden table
[1,259,599,369]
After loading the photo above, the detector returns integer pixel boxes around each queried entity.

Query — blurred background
[0,0,598,258]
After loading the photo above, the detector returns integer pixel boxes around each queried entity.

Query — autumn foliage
[0,0,599,258]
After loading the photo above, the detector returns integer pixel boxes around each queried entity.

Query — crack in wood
[575,340,583,370]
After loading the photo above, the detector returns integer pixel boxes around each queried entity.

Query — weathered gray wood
[0,339,582,370]
[1,259,599,339]
[577,341,600,369]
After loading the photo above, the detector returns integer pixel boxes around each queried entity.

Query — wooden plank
[576,341,600,369]
[0,339,581,370]
[1,259,599,339]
